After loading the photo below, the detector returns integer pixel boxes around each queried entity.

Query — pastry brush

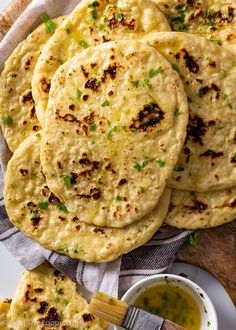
[88,292,186,330]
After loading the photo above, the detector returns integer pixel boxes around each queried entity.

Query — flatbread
[8,263,104,330]
[165,188,236,229]
[144,32,236,192]
[0,299,11,329]
[152,0,236,47]
[32,0,171,125]
[41,40,187,228]
[4,134,171,262]
[0,17,65,152]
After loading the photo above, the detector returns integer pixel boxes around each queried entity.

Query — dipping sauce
[133,284,201,330]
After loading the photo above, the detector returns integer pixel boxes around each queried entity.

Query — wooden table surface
[1,0,236,307]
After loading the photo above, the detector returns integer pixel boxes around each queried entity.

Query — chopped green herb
[172,63,181,73]
[233,61,236,67]
[66,28,71,34]
[115,7,123,21]
[223,93,229,100]
[148,67,163,78]
[61,299,69,306]
[144,78,152,89]
[211,39,222,45]
[170,16,189,31]
[101,99,109,107]
[31,211,40,220]
[77,89,82,99]
[232,153,236,162]
[88,1,99,19]
[57,203,69,214]
[175,108,183,116]
[2,116,13,125]
[133,158,149,171]
[131,127,137,133]
[119,51,125,58]
[175,4,185,12]
[99,24,106,30]
[133,162,142,171]
[79,40,89,49]
[156,160,166,168]
[74,245,86,254]
[40,12,57,33]
[107,126,117,140]
[56,288,64,294]
[188,231,200,247]
[140,187,145,193]
[116,195,122,202]
[59,243,68,253]
[91,9,97,19]
[204,9,216,27]
[170,5,189,31]
[131,80,139,88]
[38,201,48,210]
[64,176,72,189]
[89,121,97,131]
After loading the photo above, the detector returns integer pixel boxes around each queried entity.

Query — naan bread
[32,0,171,125]
[165,188,236,229]
[144,32,236,192]
[41,40,187,228]
[152,0,236,47]
[0,299,11,329]
[8,263,104,330]
[0,17,65,152]
[4,134,171,262]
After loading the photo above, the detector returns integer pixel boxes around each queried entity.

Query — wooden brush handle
[162,319,186,330]
[0,0,32,41]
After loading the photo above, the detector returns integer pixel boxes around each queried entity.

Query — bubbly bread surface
[41,40,187,228]
[8,263,104,330]
[165,188,236,229]
[152,0,236,47]
[0,17,65,152]
[145,32,236,192]
[4,134,171,262]
[32,0,171,124]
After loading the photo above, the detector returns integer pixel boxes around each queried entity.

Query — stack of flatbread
[0,262,105,329]
[1,0,236,265]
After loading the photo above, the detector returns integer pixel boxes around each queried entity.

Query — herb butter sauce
[133,284,201,330]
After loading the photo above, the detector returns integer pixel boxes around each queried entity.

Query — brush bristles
[88,292,129,326]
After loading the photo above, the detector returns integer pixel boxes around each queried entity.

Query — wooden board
[176,220,236,306]
[1,0,236,307]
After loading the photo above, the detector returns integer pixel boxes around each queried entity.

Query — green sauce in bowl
[133,284,201,330]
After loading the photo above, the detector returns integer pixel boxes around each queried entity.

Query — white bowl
[115,274,218,330]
